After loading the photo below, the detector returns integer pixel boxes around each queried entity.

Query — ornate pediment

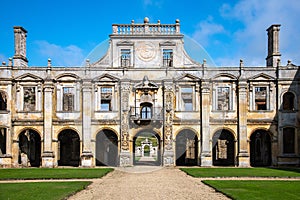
[175,73,200,82]
[93,73,119,82]
[15,73,43,82]
[249,73,275,81]
[116,40,134,46]
[212,73,237,81]
[56,73,80,82]
[159,41,176,46]
[134,76,158,89]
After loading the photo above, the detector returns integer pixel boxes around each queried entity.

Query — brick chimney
[13,26,28,67]
[266,24,281,67]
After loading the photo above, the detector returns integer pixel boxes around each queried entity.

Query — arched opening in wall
[96,129,118,166]
[58,129,80,167]
[175,129,198,166]
[250,130,272,167]
[140,103,152,119]
[0,128,7,155]
[0,91,7,111]
[18,129,41,167]
[283,92,295,111]
[212,129,235,166]
[133,130,161,166]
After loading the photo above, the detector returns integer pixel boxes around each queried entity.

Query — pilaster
[163,81,174,166]
[237,80,250,167]
[200,81,212,166]
[81,80,93,167]
[119,81,132,167]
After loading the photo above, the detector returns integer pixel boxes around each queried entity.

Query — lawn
[180,167,300,178]
[0,168,113,180]
[0,181,91,200]
[203,180,300,200]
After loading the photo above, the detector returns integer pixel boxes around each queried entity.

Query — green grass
[0,181,91,200]
[203,180,300,200]
[180,167,300,178]
[0,168,113,180]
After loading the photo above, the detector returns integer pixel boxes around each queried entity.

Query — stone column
[42,80,55,168]
[200,81,212,166]
[163,81,174,166]
[81,80,93,167]
[237,80,250,167]
[119,81,131,167]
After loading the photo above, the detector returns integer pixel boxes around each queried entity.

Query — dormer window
[121,49,131,67]
[163,49,173,67]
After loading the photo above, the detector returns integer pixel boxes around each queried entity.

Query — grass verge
[0,181,91,200]
[203,180,300,200]
[0,168,113,180]
[180,167,300,178]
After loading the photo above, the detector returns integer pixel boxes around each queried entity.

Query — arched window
[283,92,294,111]
[141,106,152,119]
[0,91,7,111]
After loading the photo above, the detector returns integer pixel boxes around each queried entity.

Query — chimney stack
[13,26,28,67]
[266,24,281,67]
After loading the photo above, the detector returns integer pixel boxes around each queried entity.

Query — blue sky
[1,0,300,67]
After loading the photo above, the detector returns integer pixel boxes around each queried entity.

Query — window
[0,91,7,111]
[0,128,6,155]
[217,87,230,110]
[283,127,295,154]
[121,49,131,67]
[23,87,36,111]
[141,106,152,119]
[181,87,193,111]
[63,87,74,111]
[255,87,267,110]
[163,49,173,67]
[101,87,112,111]
[283,92,294,111]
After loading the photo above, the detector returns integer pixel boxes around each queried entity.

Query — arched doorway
[212,129,235,166]
[175,129,198,166]
[18,129,41,167]
[96,129,118,166]
[58,129,80,167]
[133,131,161,166]
[250,130,271,166]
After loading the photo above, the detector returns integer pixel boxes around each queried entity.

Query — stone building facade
[0,18,299,168]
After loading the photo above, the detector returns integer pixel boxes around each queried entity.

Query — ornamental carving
[121,83,130,151]
[137,42,156,62]
[164,85,174,151]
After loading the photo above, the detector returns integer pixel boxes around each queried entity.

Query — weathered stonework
[0,18,299,168]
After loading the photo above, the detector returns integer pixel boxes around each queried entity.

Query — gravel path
[68,167,229,200]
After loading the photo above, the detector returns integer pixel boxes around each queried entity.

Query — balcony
[130,106,163,125]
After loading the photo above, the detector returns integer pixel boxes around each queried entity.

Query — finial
[287,60,292,65]
[8,58,12,66]
[47,58,51,67]
[131,20,134,24]
[240,59,244,67]
[157,20,160,24]
[144,17,149,24]
[175,19,180,24]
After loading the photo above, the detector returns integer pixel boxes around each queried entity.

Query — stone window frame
[282,127,297,155]
[56,82,80,112]
[281,91,296,112]
[16,82,42,112]
[159,42,176,68]
[212,82,235,111]
[249,82,273,111]
[0,90,8,111]
[162,49,173,67]
[94,83,117,112]
[176,83,199,112]
[117,42,134,68]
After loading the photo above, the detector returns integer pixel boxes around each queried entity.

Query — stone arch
[212,129,235,166]
[250,129,272,166]
[58,129,80,167]
[95,129,118,166]
[282,91,295,111]
[18,129,41,167]
[133,130,161,166]
[175,129,198,166]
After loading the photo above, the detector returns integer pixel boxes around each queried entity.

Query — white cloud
[192,0,300,66]
[220,0,300,66]
[192,17,226,47]
[33,40,85,66]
